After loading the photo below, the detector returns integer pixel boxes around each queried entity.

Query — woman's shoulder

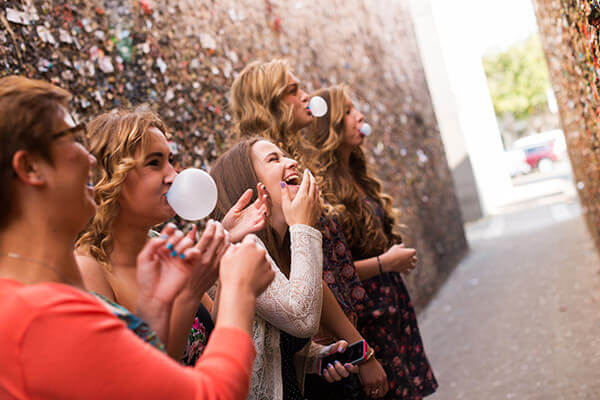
[74,251,115,301]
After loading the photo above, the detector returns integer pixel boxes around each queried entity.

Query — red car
[513,130,567,173]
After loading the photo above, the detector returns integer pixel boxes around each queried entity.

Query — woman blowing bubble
[0,75,274,400]
[304,84,438,399]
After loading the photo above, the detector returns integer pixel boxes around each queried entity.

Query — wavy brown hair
[210,137,291,274]
[302,85,401,258]
[230,59,297,152]
[76,106,168,268]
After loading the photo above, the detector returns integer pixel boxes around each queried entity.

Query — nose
[164,162,177,184]
[299,88,309,103]
[284,156,298,170]
[357,110,365,124]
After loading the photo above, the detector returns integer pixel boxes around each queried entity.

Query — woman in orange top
[0,75,274,399]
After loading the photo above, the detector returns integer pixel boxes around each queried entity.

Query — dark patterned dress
[181,303,215,365]
[281,331,310,400]
[304,213,370,400]
[355,198,438,399]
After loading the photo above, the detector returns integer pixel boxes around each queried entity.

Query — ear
[12,150,48,187]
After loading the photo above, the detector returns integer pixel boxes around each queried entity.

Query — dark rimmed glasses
[51,122,89,149]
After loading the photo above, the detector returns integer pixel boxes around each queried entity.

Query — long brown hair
[302,85,401,258]
[210,137,291,273]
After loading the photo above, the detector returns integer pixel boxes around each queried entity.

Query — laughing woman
[304,84,438,399]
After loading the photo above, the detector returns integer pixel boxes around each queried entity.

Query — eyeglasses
[51,122,89,149]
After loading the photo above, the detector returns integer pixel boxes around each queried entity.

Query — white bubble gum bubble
[359,123,372,136]
[167,168,218,220]
[308,96,328,117]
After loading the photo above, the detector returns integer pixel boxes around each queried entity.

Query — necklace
[0,252,77,286]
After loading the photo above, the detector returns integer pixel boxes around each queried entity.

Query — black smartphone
[317,340,367,376]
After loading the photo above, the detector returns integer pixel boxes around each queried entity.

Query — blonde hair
[76,106,168,267]
[230,59,296,148]
[302,85,402,257]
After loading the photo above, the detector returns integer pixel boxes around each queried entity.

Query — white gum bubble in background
[308,96,328,117]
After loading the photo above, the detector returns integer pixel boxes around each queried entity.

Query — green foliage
[483,34,551,120]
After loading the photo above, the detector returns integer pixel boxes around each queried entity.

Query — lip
[305,107,313,116]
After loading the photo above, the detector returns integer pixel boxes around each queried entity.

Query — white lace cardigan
[247,224,324,400]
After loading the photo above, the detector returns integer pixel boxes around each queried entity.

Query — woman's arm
[254,225,324,338]
[354,244,417,281]
[319,283,389,398]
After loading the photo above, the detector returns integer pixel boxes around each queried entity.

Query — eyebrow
[144,151,166,160]
[264,151,282,161]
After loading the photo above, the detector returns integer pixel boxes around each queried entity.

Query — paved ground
[418,191,600,399]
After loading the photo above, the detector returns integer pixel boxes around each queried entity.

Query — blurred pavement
[418,160,600,399]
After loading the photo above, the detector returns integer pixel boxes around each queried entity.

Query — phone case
[317,340,367,376]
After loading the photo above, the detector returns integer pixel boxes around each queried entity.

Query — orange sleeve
[19,287,255,400]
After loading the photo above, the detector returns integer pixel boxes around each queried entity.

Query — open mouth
[283,174,300,186]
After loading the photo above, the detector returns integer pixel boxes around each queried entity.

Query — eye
[168,154,175,165]
[146,158,161,167]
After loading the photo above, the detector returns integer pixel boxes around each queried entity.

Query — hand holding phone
[318,340,367,377]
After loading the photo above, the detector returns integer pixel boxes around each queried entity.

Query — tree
[483,33,551,120]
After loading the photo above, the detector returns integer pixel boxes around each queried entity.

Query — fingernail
[179,253,186,259]
[160,234,168,240]
[334,360,341,366]
[166,243,174,250]
[338,346,344,353]
[327,363,333,369]
[170,250,178,257]
[344,363,352,368]
[280,181,285,188]
[167,222,177,229]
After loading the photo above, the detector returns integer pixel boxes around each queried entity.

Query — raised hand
[281,169,320,227]
[219,235,274,297]
[181,220,230,298]
[380,244,417,274]
[136,223,199,307]
[222,183,270,243]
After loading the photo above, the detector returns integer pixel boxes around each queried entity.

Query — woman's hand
[318,340,360,383]
[380,244,417,274]
[222,183,270,243]
[358,357,389,399]
[179,220,230,300]
[281,169,320,227]
[219,235,274,298]
[136,223,199,307]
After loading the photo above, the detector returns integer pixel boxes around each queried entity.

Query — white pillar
[409,0,512,215]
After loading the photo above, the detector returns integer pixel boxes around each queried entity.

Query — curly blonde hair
[76,106,168,268]
[301,85,402,258]
[230,59,296,149]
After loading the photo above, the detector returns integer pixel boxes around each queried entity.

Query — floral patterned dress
[304,213,371,400]
[355,198,438,399]
[181,303,214,365]
[92,292,166,352]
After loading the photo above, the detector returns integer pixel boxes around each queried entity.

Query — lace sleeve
[253,224,323,338]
